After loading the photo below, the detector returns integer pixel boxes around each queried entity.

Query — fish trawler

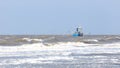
[73,27,83,37]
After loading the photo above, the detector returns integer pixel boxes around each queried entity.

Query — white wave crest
[0,42,120,53]
[22,38,43,42]
[83,39,99,42]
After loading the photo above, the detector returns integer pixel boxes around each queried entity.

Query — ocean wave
[82,39,99,44]
[0,56,74,65]
[22,38,43,42]
[0,42,120,52]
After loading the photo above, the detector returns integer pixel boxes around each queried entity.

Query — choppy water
[0,35,120,68]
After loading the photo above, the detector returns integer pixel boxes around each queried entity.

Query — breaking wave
[22,38,43,42]
[0,41,120,53]
[1,35,120,67]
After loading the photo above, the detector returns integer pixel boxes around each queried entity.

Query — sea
[0,35,120,68]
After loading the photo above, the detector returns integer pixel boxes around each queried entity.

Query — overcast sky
[0,0,120,35]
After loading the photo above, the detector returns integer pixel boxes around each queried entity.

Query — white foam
[22,38,43,42]
[83,39,99,42]
[0,42,120,54]
[0,56,74,65]
[1,42,120,65]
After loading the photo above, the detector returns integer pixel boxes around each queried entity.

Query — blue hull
[73,33,83,37]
